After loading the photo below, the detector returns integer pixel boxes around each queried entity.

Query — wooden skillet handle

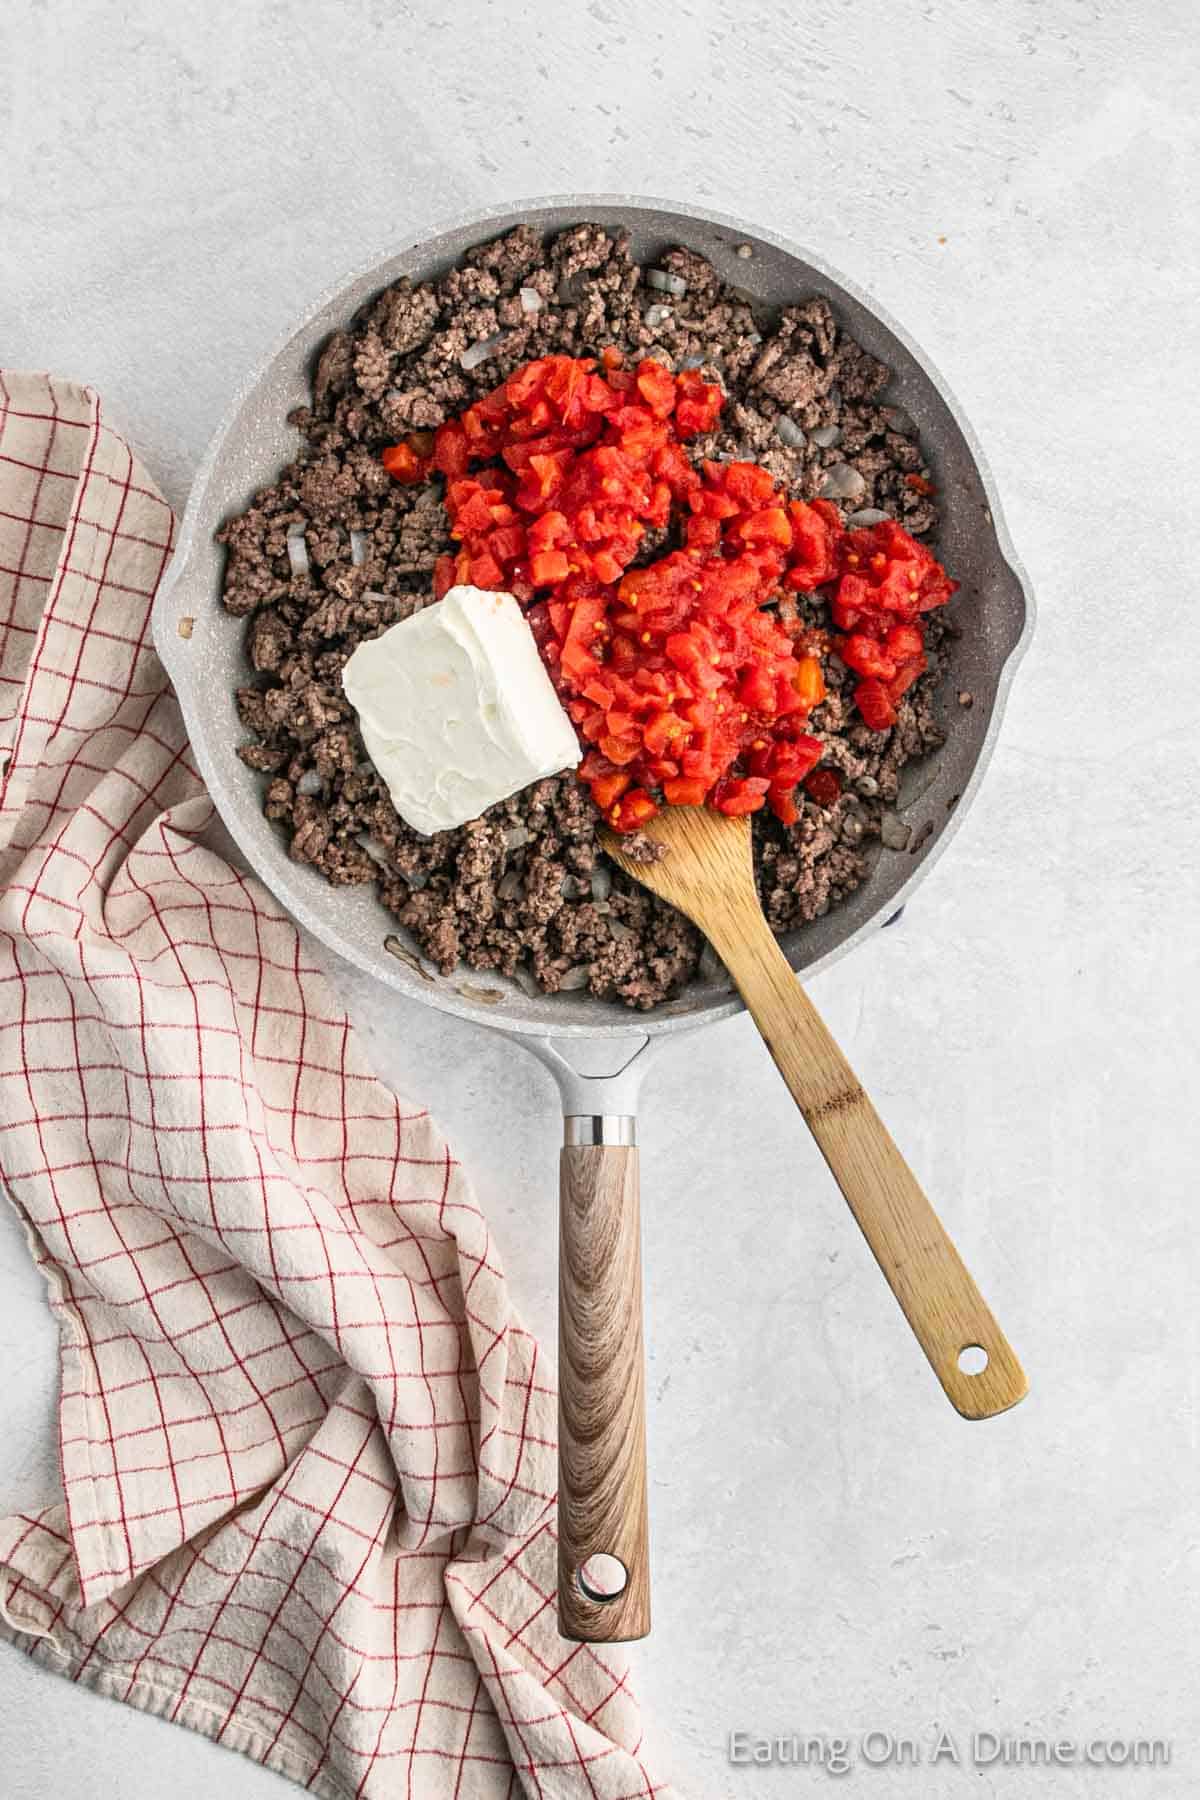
[557,1128,651,1641]
[708,910,1027,1421]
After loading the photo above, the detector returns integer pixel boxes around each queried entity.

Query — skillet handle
[557,1119,651,1641]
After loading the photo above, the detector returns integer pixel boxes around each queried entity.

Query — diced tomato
[654,438,701,500]
[470,552,504,589]
[887,655,926,701]
[600,733,641,765]
[915,565,957,612]
[734,506,792,548]
[528,510,570,552]
[432,421,471,480]
[381,441,429,484]
[609,788,660,832]
[684,513,721,552]
[590,771,631,812]
[523,450,573,505]
[885,622,925,663]
[674,370,724,438]
[738,664,778,716]
[803,766,842,808]
[560,594,607,680]
[530,548,570,586]
[839,632,897,681]
[784,499,842,591]
[666,626,723,690]
[692,485,740,521]
[662,776,708,806]
[768,735,823,784]
[768,782,800,826]
[489,524,526,563]
[505,358,549,409]
[636,360,677,419]
[855,678,899,732]
[433,554,457,600]
[592,549,624,583]
[454,488,497,536]
[639,709,681,756]
[719,461,776,507]
[711,776,770,816]
[578,748,616,780]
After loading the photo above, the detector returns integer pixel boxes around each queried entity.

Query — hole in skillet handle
[957,1344,989,1376]
[577,1553,628,1604]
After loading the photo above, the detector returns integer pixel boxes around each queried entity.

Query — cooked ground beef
[219,223,948,1010]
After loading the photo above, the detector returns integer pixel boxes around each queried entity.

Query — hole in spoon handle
[933,1319,1027,1419]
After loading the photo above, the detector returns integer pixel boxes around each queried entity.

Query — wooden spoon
[602,805,1028,1422]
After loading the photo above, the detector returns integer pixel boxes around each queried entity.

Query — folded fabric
[0,371,667,1800]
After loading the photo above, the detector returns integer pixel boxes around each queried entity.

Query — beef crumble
[220,223,947,1010]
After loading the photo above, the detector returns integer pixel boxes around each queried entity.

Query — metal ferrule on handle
[563,1117,636,1146]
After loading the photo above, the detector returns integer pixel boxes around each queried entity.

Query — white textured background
[2,1,1198,1795]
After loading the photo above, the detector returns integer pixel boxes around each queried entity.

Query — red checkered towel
[0,372,667,1800]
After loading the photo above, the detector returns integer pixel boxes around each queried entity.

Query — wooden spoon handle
[557,1142,651,1640]
[712,913,1027,1419]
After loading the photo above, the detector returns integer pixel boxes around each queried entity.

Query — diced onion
[644,303,672,329]
[846,507,890,528]
[286,522,309,575]
[819,463,867,503]
[349,529,368,566]
[810,424,842,449]
[646,268,688,296]
[558,964,592,990]
[355,834,389,866]
[775,415,807,449]
[460,333,504,371]
[519,287,542,313]
[589,865,613,901]
[699,941,733,987]
[883,404,916,433]
[296,767,321,795]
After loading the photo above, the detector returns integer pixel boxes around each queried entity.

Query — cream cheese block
[340,584,581,836]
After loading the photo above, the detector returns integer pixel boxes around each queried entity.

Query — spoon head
[600,807,757,931]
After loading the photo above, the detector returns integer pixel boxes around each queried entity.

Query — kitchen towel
[0,371,666,1800]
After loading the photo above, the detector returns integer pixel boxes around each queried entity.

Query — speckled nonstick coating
[153,195,1035,1044]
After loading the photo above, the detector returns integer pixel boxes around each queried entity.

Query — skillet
[153,194,1035,1641]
